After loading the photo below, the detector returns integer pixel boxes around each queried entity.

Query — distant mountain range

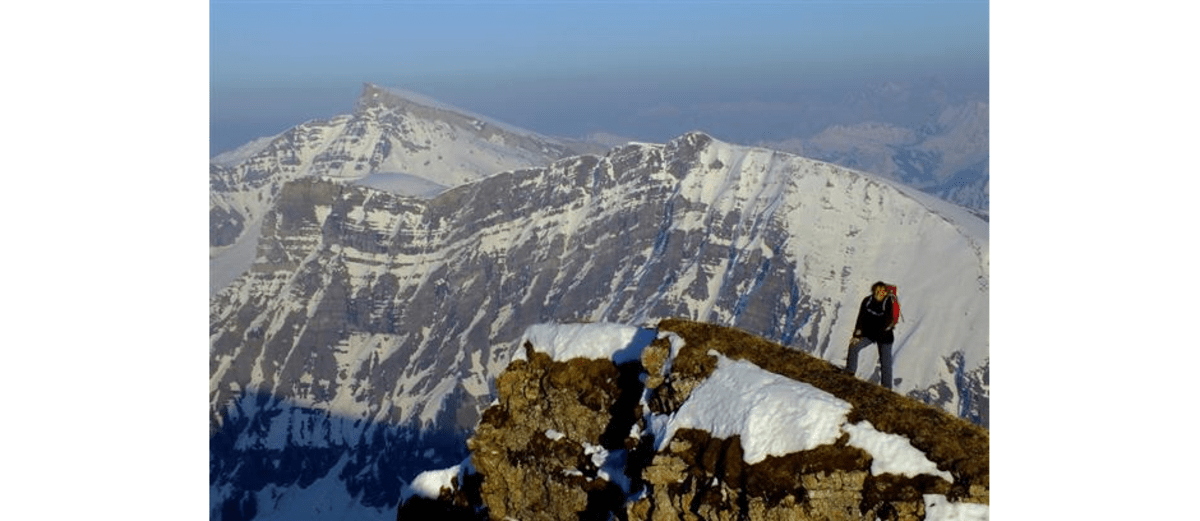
[211,85,988,299]
[758,98,989,214]
[209,83,988,518]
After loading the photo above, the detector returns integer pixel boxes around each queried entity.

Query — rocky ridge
[398,319,988,520]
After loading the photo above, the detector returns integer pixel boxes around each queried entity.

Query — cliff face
[209,82,589,284]
[398,319,988,521]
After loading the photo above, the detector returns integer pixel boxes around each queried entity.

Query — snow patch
[401,458,476,503]
[354,172,449,198]
[239,454,395,521]
[649,350,952,483]
[405,465,461,500]
[844,420,953,481]
[583,443,632,494]
[313,205,332,225]
[651,352,851,464]
[514,322,656,364]
[924,494,989,520]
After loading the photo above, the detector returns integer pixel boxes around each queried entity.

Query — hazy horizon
[210,0,988,157]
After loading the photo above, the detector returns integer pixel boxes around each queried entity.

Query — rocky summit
[397,319,988,521]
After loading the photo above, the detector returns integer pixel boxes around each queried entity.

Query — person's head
[871,281,888,301]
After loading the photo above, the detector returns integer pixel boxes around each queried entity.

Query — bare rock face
[466,343,643,521]
[633,430,879,521]
[398,319,988,521]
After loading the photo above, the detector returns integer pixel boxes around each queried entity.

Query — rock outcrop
[398,319,988,520]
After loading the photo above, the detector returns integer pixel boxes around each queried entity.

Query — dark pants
[846,337,893,390]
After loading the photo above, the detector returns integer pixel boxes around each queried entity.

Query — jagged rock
[401,319,988,520]
[466,344,638,520]
[642,333,713,415]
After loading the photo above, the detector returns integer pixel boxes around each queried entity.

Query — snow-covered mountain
[760,100,989,213]
[210,83,603,294]
[209,131,987,520]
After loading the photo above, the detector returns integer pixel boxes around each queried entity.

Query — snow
[354,171,449,198]
[844,420,953,481]
[585,443,608,468]
[650,331,686,379]
[405,464,463,500]
[650,352,852,464]
[371,84,547,140]
[400,458,476,503]
[209,216,264,296]
[924,494,989,520]
[211,134,279,165]
[647,349,952,484]
[238,454,396,521]
[583,443,632,494]
[514,322,656,364]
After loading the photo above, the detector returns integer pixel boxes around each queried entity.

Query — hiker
[844,281,898,390]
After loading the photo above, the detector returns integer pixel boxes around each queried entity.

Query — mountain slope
[210,83,599,293]
[762,100,989,213]
[209,131,988,520]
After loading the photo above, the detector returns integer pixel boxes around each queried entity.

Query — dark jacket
[854,295,896,344]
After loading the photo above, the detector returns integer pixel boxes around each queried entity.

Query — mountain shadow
[210,389,470,521]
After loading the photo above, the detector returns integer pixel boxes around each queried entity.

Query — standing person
[844,281,898,390]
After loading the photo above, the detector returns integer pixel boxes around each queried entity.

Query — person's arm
[853,297,866,337]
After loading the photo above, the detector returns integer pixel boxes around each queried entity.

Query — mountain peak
[209,83,593,273]
[357,82,466,114]
[355,83,534,138]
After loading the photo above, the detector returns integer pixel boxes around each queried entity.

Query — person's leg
[878,342,894,390]
[845,337,872,375]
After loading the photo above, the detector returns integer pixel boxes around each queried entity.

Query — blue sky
[211,0,988,155]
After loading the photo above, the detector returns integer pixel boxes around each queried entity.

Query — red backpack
[883,284,901,326]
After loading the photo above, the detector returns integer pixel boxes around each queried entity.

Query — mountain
[753,76,989,214]
[209,131,988,520]
[397,319,988,520]
[210,83,603,294]
[759,100,989,214]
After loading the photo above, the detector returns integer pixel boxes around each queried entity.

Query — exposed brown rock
[654,319,989,505]
[466,343,638,520]
[398,319,989,520]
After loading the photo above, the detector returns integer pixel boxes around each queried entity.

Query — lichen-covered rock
[630,320,988,520]
[400,320,988,520]
[466,343,642,520]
